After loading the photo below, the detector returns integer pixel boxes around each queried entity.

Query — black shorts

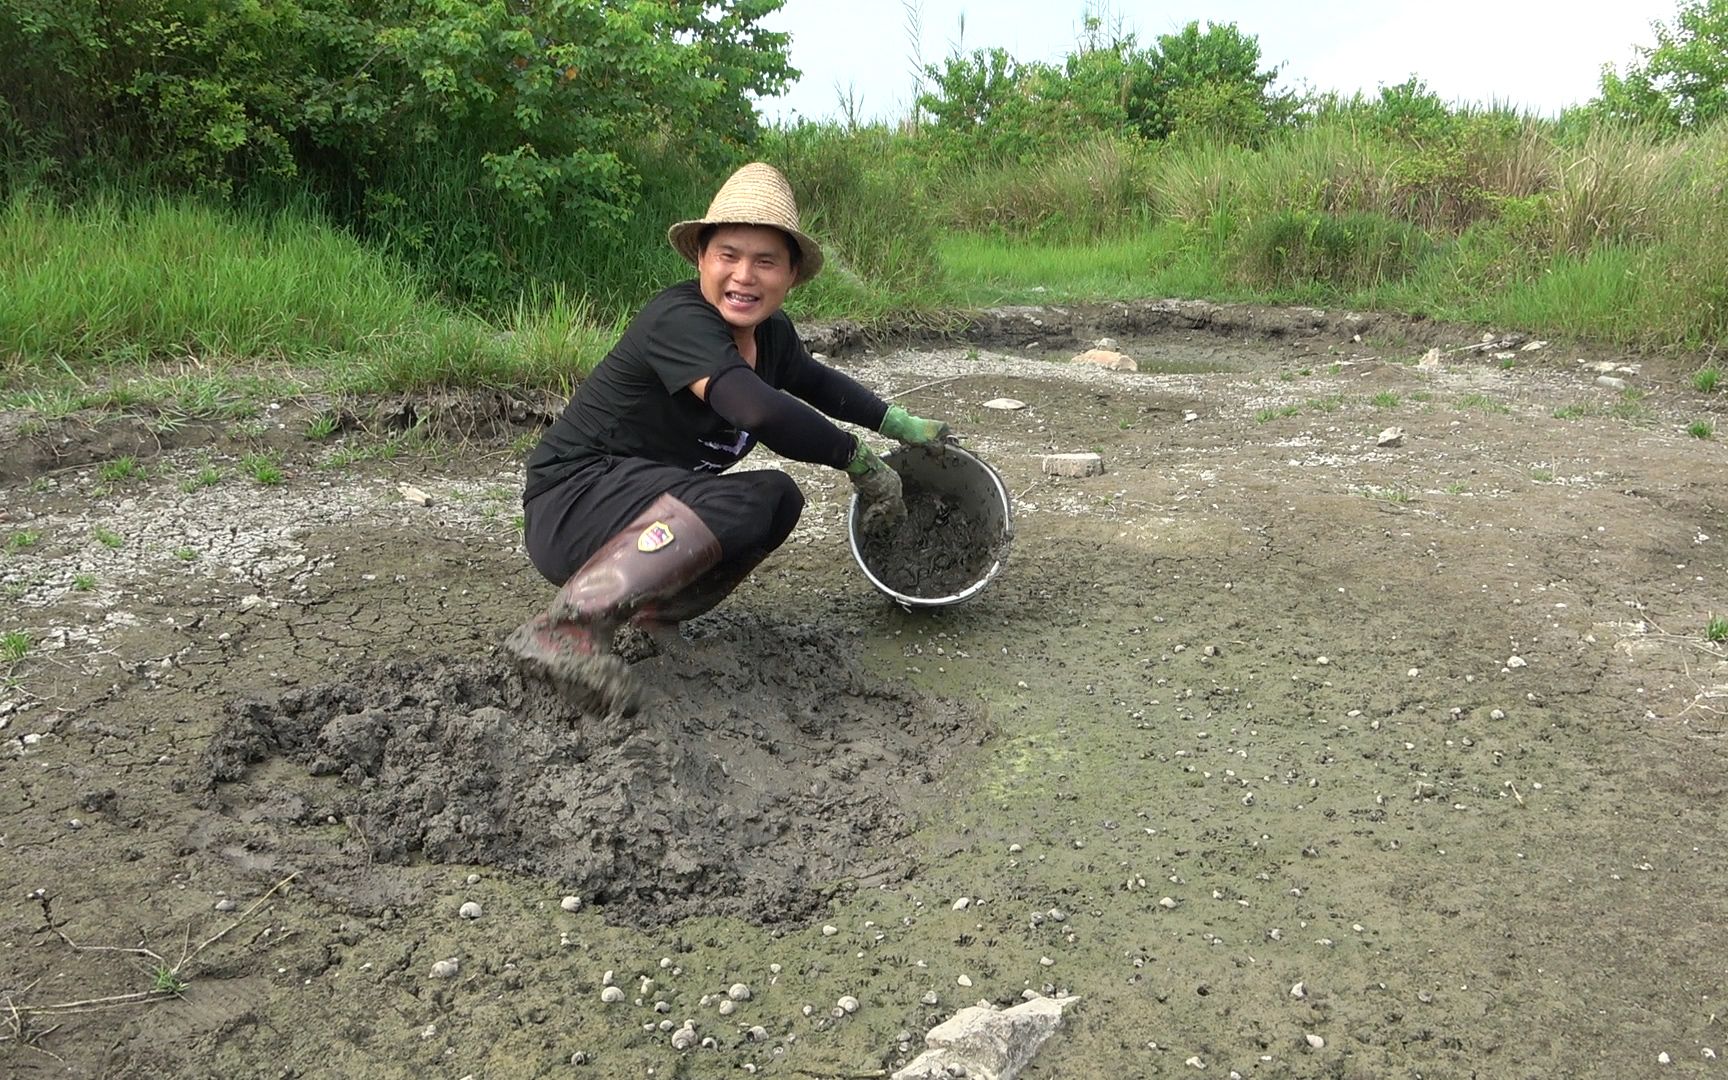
[523,456,806,585]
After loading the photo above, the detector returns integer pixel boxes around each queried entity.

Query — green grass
[1531,467,1555,483]
[1371,392,1401,408]
[91,526,124,549]
[1444,481,1468,494]
[1362,485,1412,504]
[936,225,1225,306]
[1305,395,1344,413]
[182,464,221,492]
[1457,393,1511,414]
[4,530,41,553]
[1708,615,1728,644]
[1608,389,1654,422]
[72,573,95,591]
[1553,403,1588,419]
[1,631,28,662]
[98,456,144,483]
[1689,420,1716,439]
[305,412,340,441]
[174,547,198,561]
[241,452,283,486]
[150,964,187,995]
[1696,367,1723,393]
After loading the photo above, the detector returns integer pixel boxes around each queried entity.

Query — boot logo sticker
[637,521,675,552]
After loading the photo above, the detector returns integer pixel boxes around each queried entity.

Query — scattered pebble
[747,1025,769,1042]
[671,1024,699,1051]
[1159,897,1178,910]
[1507,655,1528,669]
[921,991,939,1006]
[837,995,860,1014]
[728,983,752,1001]
[956,975,973,987]
[1290,981,1307,999]
[600,986,624,1003]
[981,398,1027,411]
[429,958,459,979]
[822,925,838,937]
[465,873,480,885]
[1658,1051,1671,1065]
[213,898,238,913]
[951,897,971,911]
[458,901,482,920]
[561,895,582,912]
[719,999,738,1016]
[1306,1033,1325,1050]
[1008,844,1023,854]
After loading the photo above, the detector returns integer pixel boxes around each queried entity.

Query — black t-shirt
[525,281,827,500]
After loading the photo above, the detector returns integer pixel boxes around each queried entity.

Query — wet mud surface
[859,476,1000,598]
[196,621,983,928]
[4,307,1728,1078]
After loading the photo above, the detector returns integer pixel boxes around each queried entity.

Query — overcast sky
[757,0,1681,123]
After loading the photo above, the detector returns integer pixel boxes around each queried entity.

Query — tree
[1125,20,1284,141]
[1595,0,1728,131]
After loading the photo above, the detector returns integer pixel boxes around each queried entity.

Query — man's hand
[880,404,952,446]
[846,438,906,533]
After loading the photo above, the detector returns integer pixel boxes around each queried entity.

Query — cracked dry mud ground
[4,312,1728,1079]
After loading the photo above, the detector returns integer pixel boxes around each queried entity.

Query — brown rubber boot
[627,550,767,667]
[507,493,721,714]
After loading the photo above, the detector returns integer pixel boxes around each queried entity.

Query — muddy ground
[3,303,1728,1078]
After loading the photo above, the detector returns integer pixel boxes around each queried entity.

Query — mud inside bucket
[849,442,1013,607]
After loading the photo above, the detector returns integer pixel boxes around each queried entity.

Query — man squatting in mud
[507,163,952,713]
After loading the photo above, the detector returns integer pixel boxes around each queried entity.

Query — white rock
[560,895,582,912]
[1306,1033,1325,1049]
[1158,897,1178,910]
[1042,453,1104,478]
[1522,340,1548,351]
[1658,1051,1671,1064]
[671,1025,699,1051]
[1094,337,1119,350]
[458,901,482,920]
[1290,981,1307,999]
[1596,375,1628,390]
[719,999,737,1016]
[982,398,1027,411]
[1183,411,1199,423]
[1186,1055,1206,1069]
[747,1025,769,1042]
[838,995,860,1014]
[1417,347,1442,369]
[1507,655,1528,669]
[399,485,433,507]
[600,986,625,1003]
[1070,348,1136,372]
[822,924,839,937]
[728,983,752,1001]
[951,897,972,911]
[956,974,973,987]
[429,958,459,979]
[893,995,1080,1080]
[1376,426,1404,448]
[214,898,238,913]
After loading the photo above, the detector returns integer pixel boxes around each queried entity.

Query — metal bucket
[847,442,1013,608]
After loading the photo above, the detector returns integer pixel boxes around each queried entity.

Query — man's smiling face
[696,224,797,336]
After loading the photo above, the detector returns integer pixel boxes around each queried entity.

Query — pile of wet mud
[196,614,986,927]
[859,476,1002,597]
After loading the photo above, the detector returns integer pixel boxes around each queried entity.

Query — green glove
[845,438,906,533]
[880,405,952,446]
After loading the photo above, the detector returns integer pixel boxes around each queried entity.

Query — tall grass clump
[0,192,440,370]
[1232,209,1430,291]
[935,137,1158,240]
[763,122,952,317]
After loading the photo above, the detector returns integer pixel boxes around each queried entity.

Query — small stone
[718,999,737,1016]
[600,986,624,1003]
[458,901,482,920]
[728,983,752,1001]
[569,1052,588,1066]
[1039,956,1054,967]
[671,1025,699,1051]
[1042,452,1104,478]
[747,1025,769,1042]
[1008,844,1023,854]
[1186,1056,1205,1069]
[1507,655,1528,669]
[561,895,581,912]
[921,991,939,1006]
[1071,348,1137,372]
[1417,347,1442,369]
[1159,897,1178,910]
[1658,1051,1671,1064]
[1183,411,1199,423]
[981,398,1027,411]
[769,963,782,974]
[1290,981,1307,999]
[951,897,971,911]
[956,975,973,987]
[837,995,860,1014]
[1376,426,1404,448]
[420,1023,438,1039]
[1491,708,1506,720]
[399,485,433,507]
[822,925,838,937]
[214,898,238,913]
[1595,375,1628,390]
[429,958,459,979]
[465,873,481,885]
[1306,1033,1325,1050]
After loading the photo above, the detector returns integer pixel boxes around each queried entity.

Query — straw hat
[667,163,824,284]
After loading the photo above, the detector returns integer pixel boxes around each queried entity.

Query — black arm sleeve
[707,366,856,469]
[780,352,890,431]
